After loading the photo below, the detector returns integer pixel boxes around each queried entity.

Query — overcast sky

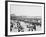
[10,4,42,17]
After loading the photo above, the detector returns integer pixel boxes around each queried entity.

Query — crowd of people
[10,14,41,32]
[10,19,41,32]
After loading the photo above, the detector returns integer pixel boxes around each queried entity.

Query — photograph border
[5,1,45,36]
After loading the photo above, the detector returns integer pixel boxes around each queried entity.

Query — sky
[10,3,42,17]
